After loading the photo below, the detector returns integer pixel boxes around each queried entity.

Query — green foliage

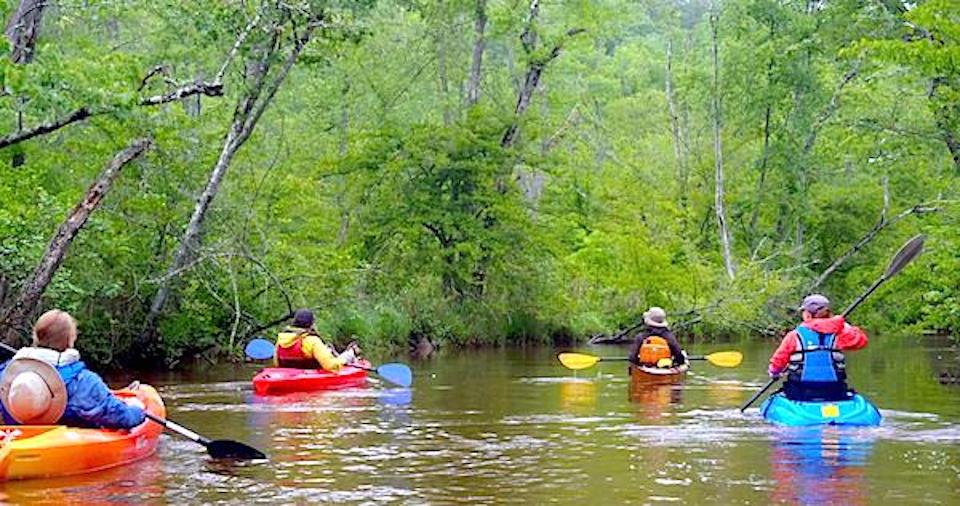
[2,0,960,368]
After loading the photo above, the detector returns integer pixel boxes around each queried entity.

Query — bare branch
[139,81,224,106]
[0,107,92,149]
[216,12,263,84]
[803,63,860,155]
[808,193,955,292]
[1,138,152,344]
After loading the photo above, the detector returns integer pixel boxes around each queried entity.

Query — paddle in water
[144,413,266,460]
[245,338,414,388]
[739,233,926,412]
[558,350,742,370]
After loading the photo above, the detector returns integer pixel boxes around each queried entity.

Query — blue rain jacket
[0,359,145,429]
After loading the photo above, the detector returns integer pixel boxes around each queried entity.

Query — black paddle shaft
[841,234,925,317]
[740,377,779,413]
[145,413,266,460]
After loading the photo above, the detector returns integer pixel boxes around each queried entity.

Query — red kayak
[252,361,370,395]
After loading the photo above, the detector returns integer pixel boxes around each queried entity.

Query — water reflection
[628,375,684,422]
[0,454,167,505]
[559,379,597,414]
[380,388,413,407]
[769,426,875,506]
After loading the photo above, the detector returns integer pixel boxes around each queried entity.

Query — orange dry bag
[638,336,672,366]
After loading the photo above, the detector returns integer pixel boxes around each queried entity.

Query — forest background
[0,0,957,368]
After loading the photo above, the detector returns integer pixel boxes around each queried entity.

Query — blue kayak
[760,392,881,426]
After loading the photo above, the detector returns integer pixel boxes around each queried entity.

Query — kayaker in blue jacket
[0,310,145,429]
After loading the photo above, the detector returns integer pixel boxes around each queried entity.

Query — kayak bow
[253,361,371,395]
[0,385,165,481]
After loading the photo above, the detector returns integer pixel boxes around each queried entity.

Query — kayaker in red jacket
[768,294,868,401]
[274,309,361,372]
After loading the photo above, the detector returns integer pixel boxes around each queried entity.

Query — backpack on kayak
[783,325,850,402]
[638,336,672,367]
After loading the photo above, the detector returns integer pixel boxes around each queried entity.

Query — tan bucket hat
[0,358,67,425]
[644,307,669,328]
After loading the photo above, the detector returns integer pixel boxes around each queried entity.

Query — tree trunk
[0,139,152,344]
[6,0,49,167]
[808,189,946,292]
[748,103,772,242]
[665,39,688,216]
[710,9,736,280]
[436,32,452,125]
[501,1,583,148]
[141,25,315,346]
[465,0,487,107]
[5,0,46,64]
[929,77,960,172]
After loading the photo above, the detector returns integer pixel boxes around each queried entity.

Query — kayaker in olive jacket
[0,310,146,429]
[628,307,686,367]
[274,309,360,372]
[768,294,868,402]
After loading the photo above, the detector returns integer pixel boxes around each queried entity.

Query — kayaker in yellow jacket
[275,309,360,372]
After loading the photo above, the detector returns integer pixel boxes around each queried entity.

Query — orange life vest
[638,336,672,366]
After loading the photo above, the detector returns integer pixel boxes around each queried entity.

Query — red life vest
[276,333,321,369]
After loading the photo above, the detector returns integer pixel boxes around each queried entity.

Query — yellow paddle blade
[704,351,743,368]
[557,353,601,370]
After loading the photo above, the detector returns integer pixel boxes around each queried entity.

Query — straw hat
[0,359,67,425]
[643,307,669,328]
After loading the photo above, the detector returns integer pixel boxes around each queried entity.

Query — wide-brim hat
[0,358,67,425]
[644,307,669,328]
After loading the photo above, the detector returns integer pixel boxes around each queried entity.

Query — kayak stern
[760,392,881,427]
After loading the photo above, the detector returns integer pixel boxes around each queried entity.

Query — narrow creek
[2,336,958,504]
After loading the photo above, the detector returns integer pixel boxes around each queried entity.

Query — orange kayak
[0,384,165,481]
[629,363,689,383]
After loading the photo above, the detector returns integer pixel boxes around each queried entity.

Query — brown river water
[1,337,958,504]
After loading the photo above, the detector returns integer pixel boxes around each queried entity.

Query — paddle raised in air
[558,350,742,370]
[245,338,413,388]
[739,233,926,413]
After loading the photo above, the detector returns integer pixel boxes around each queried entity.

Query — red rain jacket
[768,316,868,376]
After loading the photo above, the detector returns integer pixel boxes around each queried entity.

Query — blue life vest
[783,325,849,401]
[795,326,840,382]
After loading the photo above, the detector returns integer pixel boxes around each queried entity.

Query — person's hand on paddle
[768,366,782,379]
[124,397,146,411]
[340,341,361,365]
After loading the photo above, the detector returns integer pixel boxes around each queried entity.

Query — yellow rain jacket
[274,327,347,372]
